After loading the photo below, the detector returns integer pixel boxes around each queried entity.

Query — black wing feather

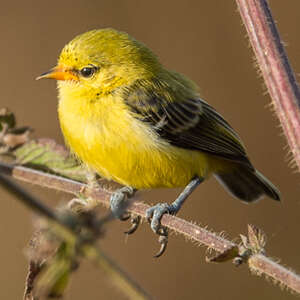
[124,84,252,167]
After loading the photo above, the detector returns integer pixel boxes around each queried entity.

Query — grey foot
[145,177,203,257]
[146,203,177,233]
[110,186,136,220]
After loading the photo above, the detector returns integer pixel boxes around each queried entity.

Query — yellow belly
[58,93,223,189]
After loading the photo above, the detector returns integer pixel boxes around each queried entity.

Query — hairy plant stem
[1,161,300,294]
[236,0,300,170]
[0,172,151,300]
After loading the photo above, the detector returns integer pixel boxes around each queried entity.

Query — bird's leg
[146,176,203,257]
[83,170,140,234]
[110,186,140,233]
[146,176,203,232]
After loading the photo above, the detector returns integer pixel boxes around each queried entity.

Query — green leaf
[14,138,87,182]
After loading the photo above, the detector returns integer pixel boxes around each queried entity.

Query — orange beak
[36,66,79,81]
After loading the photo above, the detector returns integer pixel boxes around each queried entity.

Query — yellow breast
[58,89,215,189]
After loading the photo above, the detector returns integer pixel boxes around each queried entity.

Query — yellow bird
[38,29,280,256]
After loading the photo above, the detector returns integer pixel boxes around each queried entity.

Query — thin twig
[0,173,151,300]
[0,162,235,252]
[1,161,300,294]
[236,0,300,170]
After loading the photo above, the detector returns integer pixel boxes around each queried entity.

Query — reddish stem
[236,0,300,169]
[249,254,300,293]
[1,161,300,294]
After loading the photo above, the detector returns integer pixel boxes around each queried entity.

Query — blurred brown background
[0,0,299,299]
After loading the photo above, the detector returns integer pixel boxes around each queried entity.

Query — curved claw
[119,213,131,222]
[124,216,141,235]
[154,227,168,258]
[145,203,175,257]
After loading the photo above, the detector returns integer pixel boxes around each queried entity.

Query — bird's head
[37,28,162,98]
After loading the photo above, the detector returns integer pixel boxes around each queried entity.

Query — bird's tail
[214,165,280,202]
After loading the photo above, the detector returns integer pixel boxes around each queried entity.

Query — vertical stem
[236,0,300,170]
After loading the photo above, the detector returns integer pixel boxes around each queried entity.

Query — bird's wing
[124,86,252,167]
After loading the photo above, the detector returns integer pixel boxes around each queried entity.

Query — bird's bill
[36,66,79,81]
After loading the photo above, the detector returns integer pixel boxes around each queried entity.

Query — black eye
[80,66,97,78]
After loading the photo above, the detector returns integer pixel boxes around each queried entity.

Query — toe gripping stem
[147,176,203,258]
[110,186,141,234]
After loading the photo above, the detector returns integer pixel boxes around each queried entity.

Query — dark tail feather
[215,166,280,202]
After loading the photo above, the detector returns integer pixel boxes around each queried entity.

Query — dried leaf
[247,224,266,254]
[0,109,32,153]
[240,234,249,248]
[3,130,31,148]
[24,260,43,300]
[0,108,16,131]
[206,245,239,263]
